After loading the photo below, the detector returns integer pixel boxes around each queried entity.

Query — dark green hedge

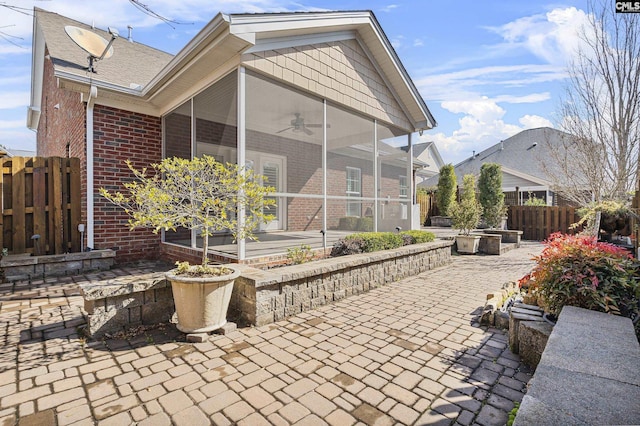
[331,230,436,257]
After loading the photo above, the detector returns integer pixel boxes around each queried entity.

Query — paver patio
[0,242,543,425]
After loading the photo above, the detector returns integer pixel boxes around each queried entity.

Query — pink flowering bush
[522,233,639,323]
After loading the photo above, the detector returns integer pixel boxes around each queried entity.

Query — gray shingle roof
[35,8,173,90]
[421,127,576,187]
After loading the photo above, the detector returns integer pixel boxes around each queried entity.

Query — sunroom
[158,12,436,262]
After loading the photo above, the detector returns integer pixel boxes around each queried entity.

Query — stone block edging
[79,240,454,337]
[232,240,454,326]
[2,249,115,281]
[515,306,640,425]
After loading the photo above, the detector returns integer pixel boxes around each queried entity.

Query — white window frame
[346,167,362,217]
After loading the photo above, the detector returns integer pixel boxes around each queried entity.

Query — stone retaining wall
[80,272,174,338]
[515,306,640,425]
[2,250,115,281]
[80,241,454,337]
[232,240,454,326]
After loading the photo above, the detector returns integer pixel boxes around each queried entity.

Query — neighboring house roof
[412,141,444,177]
[28,8,435,133]
[0,147,36,157]
[420,127,575,188]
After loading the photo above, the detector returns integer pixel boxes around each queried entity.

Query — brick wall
[92,105,163,263]
[243,39,411,130]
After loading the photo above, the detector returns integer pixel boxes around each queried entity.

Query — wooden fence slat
[1,157,82,256]
[50,157,64,254]
[33,157,47,255]
[11,157,26,253]
[507,206,580,240]
[69,158,81,253]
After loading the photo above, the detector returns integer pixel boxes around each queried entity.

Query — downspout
[86,85,97,250]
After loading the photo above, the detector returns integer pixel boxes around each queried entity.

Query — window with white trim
[346,167,362,217]
[399,175,408,198]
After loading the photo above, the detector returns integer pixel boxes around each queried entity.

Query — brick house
[28,8,436,264]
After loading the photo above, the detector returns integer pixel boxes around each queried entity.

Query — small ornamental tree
[478,163,506,228]
[99,156,275,271]
[436,164,457,216]
[450,174,482,235]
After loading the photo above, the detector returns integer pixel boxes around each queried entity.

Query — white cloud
[380,4,399,13]
[486,7,589,66]
[519,114,553,129]
[425,98,554,164]
[413,38,424,47]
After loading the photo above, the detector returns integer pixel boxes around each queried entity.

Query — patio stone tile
[1,243,543,425]
[278,401,311,423]
[241,386,276,409]
[352,403,394,426]
[158,390,193,415]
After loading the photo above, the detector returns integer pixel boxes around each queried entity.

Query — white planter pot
[455,235,481,254]
[166,266,240,333]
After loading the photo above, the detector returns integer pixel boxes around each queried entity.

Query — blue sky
[0,0,590,164]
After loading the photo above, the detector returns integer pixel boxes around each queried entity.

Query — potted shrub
[450,174,483,254]
[478,163,507,229]
[100,156,275,333]
[431,164,457,227]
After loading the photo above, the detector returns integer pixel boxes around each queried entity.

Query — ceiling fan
[276,113,329,136]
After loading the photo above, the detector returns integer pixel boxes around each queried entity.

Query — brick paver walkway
[0,242,543,425]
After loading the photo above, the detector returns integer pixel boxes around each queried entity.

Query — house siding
[92,105,163,263]
[242,39,412,131]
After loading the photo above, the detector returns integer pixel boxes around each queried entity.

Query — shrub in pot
[100,156,275,333]
[450,174,482,254]
[478,163,506,229]
[432,164,457,226]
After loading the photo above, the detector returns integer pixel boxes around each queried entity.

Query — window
[399,175,408,198]
[346,167,361,216]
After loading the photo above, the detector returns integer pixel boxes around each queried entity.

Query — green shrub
[399,230,435,244]
[347,232,403,252]
[522,233,640,326]
[524,192,547,206]
[331,231,436,257]
[436,164,457,216]
[478,163,506,228]
[286,244,314,264]
[450,174,482,235]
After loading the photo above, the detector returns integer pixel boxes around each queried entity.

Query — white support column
[190,98,197,249]
[322,99,327,250]
[237,67,246,261]
[408,132,415,230]
[86,85,97,250]
[373,120,378,232]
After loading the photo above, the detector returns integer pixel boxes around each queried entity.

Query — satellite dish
[64,25,118,73]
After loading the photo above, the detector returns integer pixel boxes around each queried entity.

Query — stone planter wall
[232,240,454,326]
[80,272,174,338]
[2,249,115,281]
[80,241,454,337]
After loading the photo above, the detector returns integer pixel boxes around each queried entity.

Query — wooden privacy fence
[1,157,81,256]
[417,192,438,225]
[508,206,580,241]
